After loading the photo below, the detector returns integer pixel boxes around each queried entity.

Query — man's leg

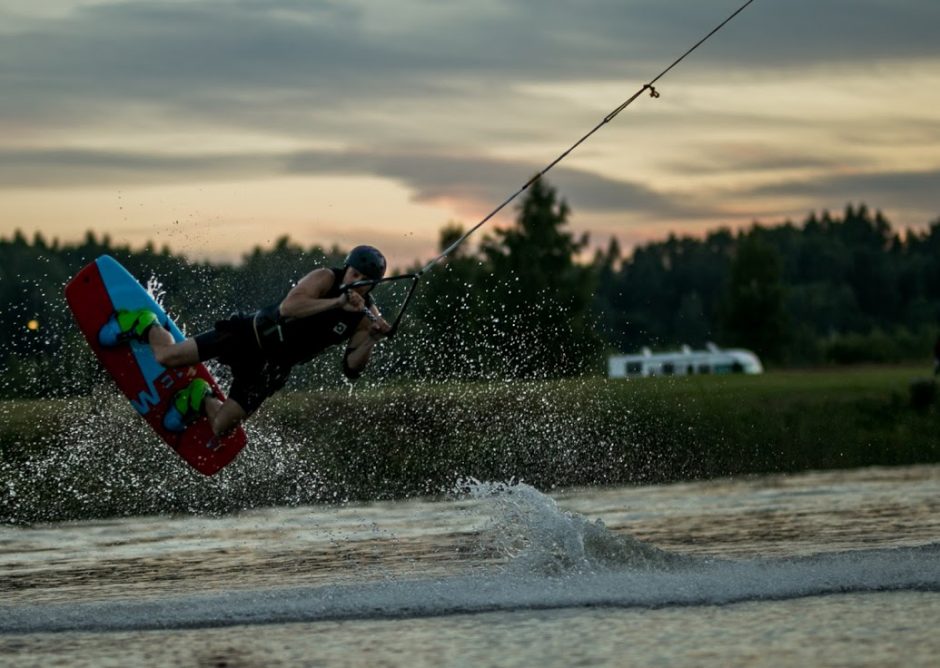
[148,325,200,368]
[204,396,247,437]
[151,319,255,436]
[151,327,238,435]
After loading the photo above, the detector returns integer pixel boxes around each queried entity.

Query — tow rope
[345,0,757,339]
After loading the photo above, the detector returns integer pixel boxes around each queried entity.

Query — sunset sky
[1,0,938,265]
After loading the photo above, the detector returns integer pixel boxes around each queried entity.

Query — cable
[420,0,757,274]
[353,0,757,338]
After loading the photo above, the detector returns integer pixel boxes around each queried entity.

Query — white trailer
[608,343,763,378]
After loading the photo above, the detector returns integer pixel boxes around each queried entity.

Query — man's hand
[340,291,366,312]
[369,317,392,340]
[344,310,390,378]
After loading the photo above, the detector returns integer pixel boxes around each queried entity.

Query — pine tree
[478,178,600,377]
[720,234,789,361]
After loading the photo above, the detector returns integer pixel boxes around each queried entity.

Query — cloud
[2,1,938,192]
[0,144,692,221]
[287,148,688,214]
[665,145,842,175]
[2,0,939,253]
[749,168,940,213]
[0,148,280,187]
[3,0,938,137]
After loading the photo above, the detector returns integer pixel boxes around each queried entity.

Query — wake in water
[4,544,939,634]
[3,480,939,634]
[459,479,692,574]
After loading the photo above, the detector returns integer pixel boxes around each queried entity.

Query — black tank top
[254,268,369,366]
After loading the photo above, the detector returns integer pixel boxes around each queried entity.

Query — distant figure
[934,335,940,376]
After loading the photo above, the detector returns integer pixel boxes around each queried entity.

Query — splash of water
[457,479,690,575]
[0,387,334,524]
[144,275,166,310]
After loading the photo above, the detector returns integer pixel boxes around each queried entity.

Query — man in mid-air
[98,245,391,435]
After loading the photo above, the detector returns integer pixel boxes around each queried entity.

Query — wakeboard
[65,255,246,475]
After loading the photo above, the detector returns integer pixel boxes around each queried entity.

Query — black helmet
[344,245,387,280]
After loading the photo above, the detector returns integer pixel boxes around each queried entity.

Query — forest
[1,178,939,397]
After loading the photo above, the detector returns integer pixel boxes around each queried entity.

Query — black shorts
[194,314,291,415]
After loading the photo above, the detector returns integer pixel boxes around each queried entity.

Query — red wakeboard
[65,255,246,475]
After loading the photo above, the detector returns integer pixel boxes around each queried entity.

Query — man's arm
[343,309,391,379]
[279,268,361,319]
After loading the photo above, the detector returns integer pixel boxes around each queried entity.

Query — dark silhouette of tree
[3,197,940,397]
[720,234,789,361]
[477,177,601,377]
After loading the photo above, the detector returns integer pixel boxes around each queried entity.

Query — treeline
[597,203,940,366]
[404,184,940,376]
[1,179,939,397]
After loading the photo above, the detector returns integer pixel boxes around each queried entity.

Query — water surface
[2,465,938,666]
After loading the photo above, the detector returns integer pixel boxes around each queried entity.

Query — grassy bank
[2,366,939,523]
[268,366,940,494]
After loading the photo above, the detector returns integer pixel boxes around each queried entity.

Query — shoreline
[2,366,939,524]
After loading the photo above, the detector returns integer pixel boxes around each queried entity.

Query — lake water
[2,465,939,667]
